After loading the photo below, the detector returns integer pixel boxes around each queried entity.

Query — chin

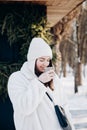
[40,69,45,72]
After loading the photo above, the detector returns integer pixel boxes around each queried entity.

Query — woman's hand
[38,69,54,83]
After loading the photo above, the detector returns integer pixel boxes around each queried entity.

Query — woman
[8,37,75,130]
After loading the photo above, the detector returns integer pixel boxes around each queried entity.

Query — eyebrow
[39,58,45,60]
[39,57,50,60]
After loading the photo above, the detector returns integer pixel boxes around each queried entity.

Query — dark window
[0,35,19,63]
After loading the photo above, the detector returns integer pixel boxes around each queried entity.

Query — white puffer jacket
[8,38,75,130]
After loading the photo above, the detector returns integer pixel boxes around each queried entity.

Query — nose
[43,61,49,67]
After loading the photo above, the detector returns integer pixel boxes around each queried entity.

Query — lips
[40,67,46,71]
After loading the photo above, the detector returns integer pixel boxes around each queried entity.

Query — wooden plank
[47,0,84,26]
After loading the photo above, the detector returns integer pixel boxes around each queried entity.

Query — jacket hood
[21,37,52,79]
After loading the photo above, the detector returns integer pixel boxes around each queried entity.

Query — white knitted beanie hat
[27,37,52,61]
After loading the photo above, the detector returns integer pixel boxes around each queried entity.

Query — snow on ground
[58,64,87,110]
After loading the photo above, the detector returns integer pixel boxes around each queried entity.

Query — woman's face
[36,56,50,72]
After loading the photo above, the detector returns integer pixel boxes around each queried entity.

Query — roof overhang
[0,0,85,27]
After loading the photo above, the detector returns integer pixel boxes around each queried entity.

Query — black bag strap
[46,92,53,102]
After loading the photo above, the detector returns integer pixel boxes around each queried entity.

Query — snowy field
[59,65,87,110]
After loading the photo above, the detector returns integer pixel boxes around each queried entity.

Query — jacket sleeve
[60,86,75,130]
[7,72,47,116]
[59,86,75,129]
[64,104,75,130]
[54,74,75,130]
